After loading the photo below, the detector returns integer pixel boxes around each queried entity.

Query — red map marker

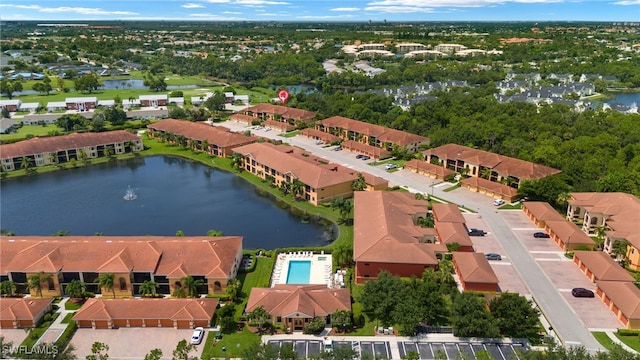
[278,89,290,105]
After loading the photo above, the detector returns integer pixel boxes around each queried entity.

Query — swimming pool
[286,260,311,284]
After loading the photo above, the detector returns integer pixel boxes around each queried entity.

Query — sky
[0,0,638,22]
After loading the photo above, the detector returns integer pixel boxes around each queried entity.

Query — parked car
[493,199,505,206]
[468,228,487,236]
[384,164,397,170]
[191,327,205,345]
[571,288,595,298]
[315,140,323,145]
[333,147,342,151]
[361,155,370,160]
[356,154,364,159]
[485,253,502,261]
[533,232,550,238]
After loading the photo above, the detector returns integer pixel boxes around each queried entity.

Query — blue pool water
[286,260,311,284]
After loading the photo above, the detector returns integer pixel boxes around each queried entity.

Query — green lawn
[61,313,75,324]
[592,332,618,351]
[280,130,300,138]
[615,333,640,352]
[0,124,63,141]
[19,313,60,349]
[443,183,462,192]
[498,202,523,210]
[64,301,83,311]
[200,327,260,359]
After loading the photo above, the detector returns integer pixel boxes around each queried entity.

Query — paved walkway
[605,331,639,354]
[36,297,76,346]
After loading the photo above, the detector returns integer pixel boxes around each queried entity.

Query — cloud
[0,4,137,15]
[330,7,361,11]
[182,3,205,8]
[612,0,640,4]
[365,5,436,12]
[297,14,357,19]
[204,0,231,3]
[236,0,289,4]
[222,11,243,14]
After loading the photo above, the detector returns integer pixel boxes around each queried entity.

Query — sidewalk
[36,297,76,346]
[605,331,639,354]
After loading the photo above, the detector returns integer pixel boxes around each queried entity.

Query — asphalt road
[217,121,605,352]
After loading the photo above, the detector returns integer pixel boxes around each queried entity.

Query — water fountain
[123,185,137,201]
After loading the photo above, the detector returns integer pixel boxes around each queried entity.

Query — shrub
[44,313,53,322]
[618,329,640,336]
[303,317,325,334]
[55,321,77,350]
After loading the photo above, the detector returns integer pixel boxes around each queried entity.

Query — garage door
[129,319,143,327]
[0,320,14,328]
[113,319,127,328]
[94,321,109,329]
[176,320,191,329]
[160,319,173,327]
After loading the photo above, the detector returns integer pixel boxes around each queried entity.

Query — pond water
[604,92,639,107]
[0,156,335,249]
[100,79,196,90]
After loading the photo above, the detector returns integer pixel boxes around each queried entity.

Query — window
[119,277,127,291]
[276,316,282,323]
[47,277,55,291]
[214,281,222,292]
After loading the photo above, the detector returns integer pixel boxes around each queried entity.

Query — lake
[605,92,639,107]
[0,156,335,249]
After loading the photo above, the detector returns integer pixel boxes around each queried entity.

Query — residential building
[315,116,429,155]
[434,44,467,53]
[139,94,168,107]
[452,252,499,292]
[0,118,19,134]
[246,285,351,333]
[404,159,456,180]
[460,177,519,202]
[432,203,474,252]
[572,251,634,283]
[523,202,564,228]
[0,99,21,112]
[233,142,369,205]
[423,144,561,189]
[241,104,316,126]
[147,119,257,157]
[395,43,428,53]
[299,128,340,144]
[65,97,97,111]
[72,298,218,329]
[0,130,143,171]
[353,191,445,284]
[0,236,243,297]
[522,202,595,251]
[595,281,640,329]
[0,298,53,328]
[567,192,640,269]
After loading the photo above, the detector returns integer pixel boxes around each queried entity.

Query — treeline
[291,87,640,197]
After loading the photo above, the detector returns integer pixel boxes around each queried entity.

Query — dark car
[361,155,370,160]
[468,228,486,237]
[571,288,595,298]
[485,253,502,261]
[533,232,550,238]
[356,154,364,159]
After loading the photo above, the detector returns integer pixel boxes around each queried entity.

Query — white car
[191,327,205,345]
[384,164,397,170]
[493,199,505,206]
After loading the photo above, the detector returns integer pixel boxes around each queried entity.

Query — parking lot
[399,341,527,360]
[71,328,204,359]
[267,339,391,359]
[0,329,27,348]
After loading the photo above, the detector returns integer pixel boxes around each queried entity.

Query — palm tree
[48,152,58,165]
[351,173,367,191]
[139,280,159,298]
[249,306,270,335]
[480,167,492,180]
[97,272,116,298]
[0,280,17,297]
[77,149,90,165]
[180,276,203,298]
[28,272,52,297]
[611,240,630,262]
[201,140,209,153]
[224,278,241,302]
[331,310,352,333]
[125,140,136,153]
[291,179,304,199]
[206,229,224,237]
[103,145,114,159]
[279,181,291,195]
[230,153,244,172]
[65,279,86,299]
[20,156,33,171]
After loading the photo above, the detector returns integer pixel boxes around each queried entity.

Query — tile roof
[0,298,53,322]
[147,119,256,148]
[263,119,296,132]
[404,160,456,178]
[233,142,358,188]
[435,221,474,249]
[523,202,565,222]
[573,251,634,282]
[431,203,466,223]
[72,298,218,322]
[452,252,499,284]
[245,104,316,121]
[0,131,140,160]
[342,140,391,158]
[317,116,428,146]
[596,281,640,320]
[545,221,595,246]
[424,144,561,180]
[354,191,445,265]
[246,285,350,317]
[460,177,519,198]
[229,113,255,123]
[0,236,242,278]
[300,128,340,143]
[568,193,640,248]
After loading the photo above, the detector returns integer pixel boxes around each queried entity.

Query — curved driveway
[217,121,605,352]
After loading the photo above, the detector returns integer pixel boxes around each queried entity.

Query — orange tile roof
[596,281,640,320]
[361,172,389,187]
[300,128,340,143]
[229,113,255,124]
[147,119,256,148]
[404,160,456,178]
[246,285,350,317]
[233,142,358,188]
[573,251,634,282]
[0,298,53,322]
[435,221,474,249]
[342,140,391,158]
[263,119,296,132]
[317,116,428,146]
[0,236,242,278]
[523,202,565,222]
[460,177,519,198]
[245,104,316,121]
[545,221,595,246]
[72,298,218,322]
[424,144,561,180]
[354,191,445,265]
[568,193,640,248]
[452,252,499,284]
[431,203,465,223]
[0,131,140,160]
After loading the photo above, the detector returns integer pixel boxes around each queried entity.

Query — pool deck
[271,252,333,287]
